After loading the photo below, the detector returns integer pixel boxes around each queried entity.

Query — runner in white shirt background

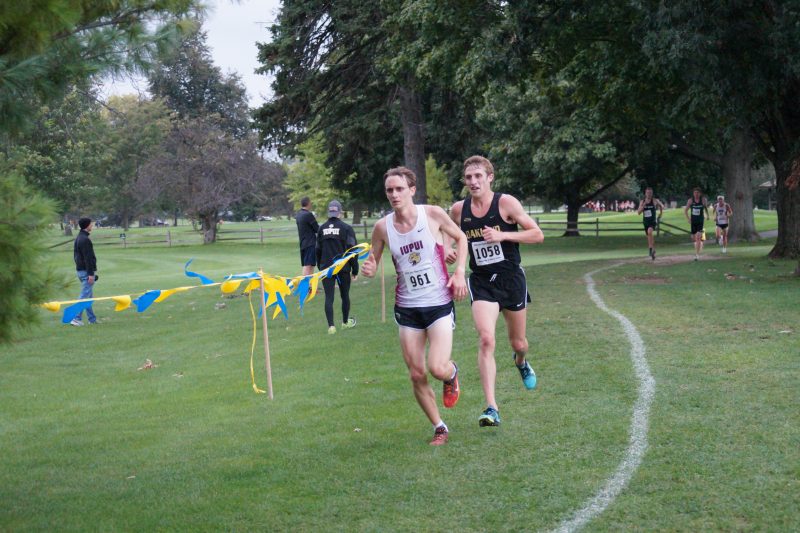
[714,195,734,253]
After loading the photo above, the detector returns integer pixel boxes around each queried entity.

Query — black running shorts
[394,302,455,330]
[468,268,531,311]
[300,246,316,267]
[691,220,705,235]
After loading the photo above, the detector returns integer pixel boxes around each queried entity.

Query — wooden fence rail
[51,218,691,249]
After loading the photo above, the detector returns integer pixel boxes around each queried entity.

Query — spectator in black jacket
[316,200,358,334]
[71,217,98,326]
[295,197,319,276]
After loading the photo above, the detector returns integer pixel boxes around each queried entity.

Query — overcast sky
[101,0,282,107]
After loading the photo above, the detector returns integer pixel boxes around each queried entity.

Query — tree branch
[669,133,722,166]
[577,165,632,205]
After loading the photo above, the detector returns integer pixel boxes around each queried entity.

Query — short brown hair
[463,155,494,176]
[384,166,416,188]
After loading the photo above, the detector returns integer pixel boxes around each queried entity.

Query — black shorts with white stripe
[468,268,531,311]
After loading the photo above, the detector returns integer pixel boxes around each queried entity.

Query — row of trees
[254,0,799,260]
[1,1,203,342]
[5,26,289,243]
[0,2,292,341]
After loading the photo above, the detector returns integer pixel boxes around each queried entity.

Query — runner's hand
[447,270,467,301]
[481,226,503,243]
[361,254,377,278]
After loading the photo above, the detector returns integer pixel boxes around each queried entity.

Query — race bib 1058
[471,240,505,266]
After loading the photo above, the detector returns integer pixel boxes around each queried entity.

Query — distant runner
[713,195,733,254]
[683,187,710,261]
[637,187,665,260]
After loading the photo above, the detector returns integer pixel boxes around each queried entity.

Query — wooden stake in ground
[381,251,386,323]
[259,270,274,399]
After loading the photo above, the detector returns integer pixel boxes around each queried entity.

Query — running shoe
[341,317,357,329]
[70,318,84,327]
[327,326,336,334]
[651,249,656,261]
[478,406,501,427]
[442,362,460,408]
[429,426,449,446]
[515,356,537,390]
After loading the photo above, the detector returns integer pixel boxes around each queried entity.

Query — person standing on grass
[316,200,359,334]
[361,166,468,446]
[684,187,710,261]
[637,187,665,260]
[71,217,98,326]
[295,196,319,277]
[714,195,733,254]
[448,155,544,428]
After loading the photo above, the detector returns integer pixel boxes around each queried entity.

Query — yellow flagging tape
[40,243,371,394]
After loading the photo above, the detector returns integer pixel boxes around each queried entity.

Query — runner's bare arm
[483,195,544,244]
[427,206,467,300]
[443,201,464,264]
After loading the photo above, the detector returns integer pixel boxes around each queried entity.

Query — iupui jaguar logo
[408,251,421,265]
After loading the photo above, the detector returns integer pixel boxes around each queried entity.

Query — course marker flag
[41,244,371,393]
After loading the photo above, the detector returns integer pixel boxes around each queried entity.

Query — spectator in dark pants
[316,200,358,334]
[71,217,98,326]
[295,197,319,276]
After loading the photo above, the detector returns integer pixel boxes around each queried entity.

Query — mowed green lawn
[2,224,798,531]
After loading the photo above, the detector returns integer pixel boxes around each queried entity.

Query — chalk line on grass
[550,264,656,533]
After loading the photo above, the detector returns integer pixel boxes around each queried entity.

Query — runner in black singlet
[637,187,665,260]
[448,155,544,428]
[684,187,710,260]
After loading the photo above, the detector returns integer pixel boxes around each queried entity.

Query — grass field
[3,220,798,531]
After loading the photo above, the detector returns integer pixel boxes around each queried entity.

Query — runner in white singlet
[362,166,468,446]
[714,195,733,253]
[386,205,451,309]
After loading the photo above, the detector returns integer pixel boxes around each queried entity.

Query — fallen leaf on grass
[779,330,792,334]
[173,372,184,378]
[137,359,157,371]
[353,428,362,432]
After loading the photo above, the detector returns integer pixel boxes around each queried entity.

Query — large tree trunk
[398,84,427,203]
[351,201,363,225]
[564,194,581,237]
[769,162,800,260]
[200,212,218,244]
[721,129,759,242]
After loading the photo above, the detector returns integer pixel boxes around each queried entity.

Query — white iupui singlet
[386,206,451,308]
